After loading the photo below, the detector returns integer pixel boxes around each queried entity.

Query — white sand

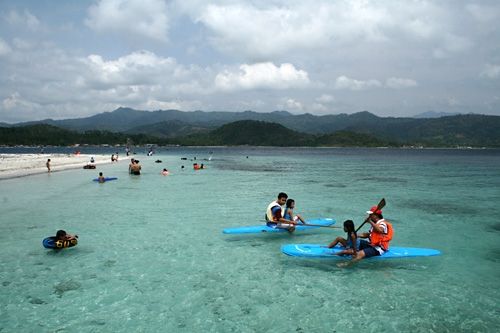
[0,154,121,180]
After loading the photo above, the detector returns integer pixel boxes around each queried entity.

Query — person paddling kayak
[265,192,297,232]
[340,205,393,266]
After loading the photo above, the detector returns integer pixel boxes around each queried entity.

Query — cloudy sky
[0,0,499,123]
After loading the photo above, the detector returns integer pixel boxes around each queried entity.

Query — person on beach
[46,159,51,173]
[327,220,358,256]
[283,199,306,224]
[265,192,297,232]
[129,159,141,175]
[90,156,95,164]
[98,172,105,183]
[339,206,393,266]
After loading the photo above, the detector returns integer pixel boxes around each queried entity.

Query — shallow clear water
[1,147,499,332]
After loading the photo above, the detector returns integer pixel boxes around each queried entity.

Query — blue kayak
[92,177,118,182]
[281,244,441,259]
[223,218,335,234]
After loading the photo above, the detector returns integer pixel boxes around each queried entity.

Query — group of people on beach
[266,192,393,265]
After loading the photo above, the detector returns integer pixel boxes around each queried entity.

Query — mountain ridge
[3,107,500,147]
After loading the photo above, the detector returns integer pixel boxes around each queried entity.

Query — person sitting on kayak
[283,199,306,224]
[327,219,358,256]
[265,192,297,232]
[351,206,393,263]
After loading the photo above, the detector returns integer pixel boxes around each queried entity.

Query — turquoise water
[1,147,499,332]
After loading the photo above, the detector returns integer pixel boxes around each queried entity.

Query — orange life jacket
[370,220,393,250]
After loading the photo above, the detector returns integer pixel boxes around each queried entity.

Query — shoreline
[0,154,121,180]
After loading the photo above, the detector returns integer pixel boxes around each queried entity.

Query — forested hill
[0,124,167,146]
[2,111,500,147]
[0,121,395,147]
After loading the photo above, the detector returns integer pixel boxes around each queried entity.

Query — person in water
[55,229,78,241]
[48,229,78,249]
[283,199,306,224]
[129,159,141,175]
[161,168,169,176]
[327,220,358,256]
[265,192,297,232]
[346,206,393,264]
[98,172,105,183]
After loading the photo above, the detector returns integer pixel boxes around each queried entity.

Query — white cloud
[282,98,303,111]
[466,4,500,22]
[5,9,41,31]
[85,0,169,41]
[334,75,381,91]
[481,64,500,79]
[2,92,39,110]
[12,38,34,50]
[143,99,202,111]
[316,94,335,103]
[447,97,461,106]
[433,33,472,59]
[180,1,466,60]
[386,77,418,89]
[0,38,12,55]
[311,102,328,113]
[190,2,394,59]
[215,62,310,91]
[81,51,178,88]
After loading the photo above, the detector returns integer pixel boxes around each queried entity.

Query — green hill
[9,107,500,147]
[0,124,168,146]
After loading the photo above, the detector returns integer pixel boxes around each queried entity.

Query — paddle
[301,223,342,229]
[355,198,386,233]
[263,218,341,229]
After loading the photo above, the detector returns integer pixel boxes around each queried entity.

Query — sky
[0,0,499,123]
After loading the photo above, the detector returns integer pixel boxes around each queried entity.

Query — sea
[0,146,499,332]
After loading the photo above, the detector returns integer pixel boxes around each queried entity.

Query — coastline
[0,154,120,180]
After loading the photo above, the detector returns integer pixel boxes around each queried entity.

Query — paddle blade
[377,198,386,210]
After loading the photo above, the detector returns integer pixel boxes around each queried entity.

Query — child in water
[98,172,105,183]
[327,219,358,256]
[283,199,306,224]
[55,229,78,241]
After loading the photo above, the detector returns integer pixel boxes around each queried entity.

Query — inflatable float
[42,237,78,249]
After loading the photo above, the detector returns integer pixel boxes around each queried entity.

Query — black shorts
[359,240,381,258]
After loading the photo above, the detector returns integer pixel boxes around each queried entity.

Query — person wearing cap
[350,205,393,263]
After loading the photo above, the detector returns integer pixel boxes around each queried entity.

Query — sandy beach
[0,154,120,180]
